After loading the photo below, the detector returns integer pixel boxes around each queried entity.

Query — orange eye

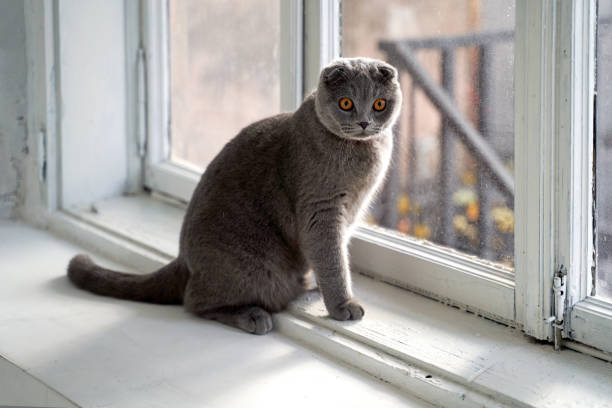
[373,99,386,111]
[339,97,353,111]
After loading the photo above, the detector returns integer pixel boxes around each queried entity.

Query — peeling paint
[0,1,27,219]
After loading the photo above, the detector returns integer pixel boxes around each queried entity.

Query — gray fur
[67,58,402,335]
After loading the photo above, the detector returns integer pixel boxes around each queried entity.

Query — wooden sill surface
[0,220,426,408]
[46,194,612,407]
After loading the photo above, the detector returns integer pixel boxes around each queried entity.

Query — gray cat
[67,58,402,334]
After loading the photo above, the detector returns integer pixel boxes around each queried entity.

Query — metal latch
[552,265,568,350]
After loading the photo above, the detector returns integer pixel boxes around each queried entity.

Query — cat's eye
[339,97,354,111]
[373,99,386,111]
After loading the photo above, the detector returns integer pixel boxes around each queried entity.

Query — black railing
[376,30,514,262]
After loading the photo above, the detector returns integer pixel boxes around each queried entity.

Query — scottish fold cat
[68,58,402,334]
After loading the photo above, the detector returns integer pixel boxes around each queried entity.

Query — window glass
[596,2,612,299]
[169,0,281,169]
[342,0,515,268]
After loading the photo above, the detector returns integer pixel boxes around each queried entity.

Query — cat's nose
[358,121,370,129]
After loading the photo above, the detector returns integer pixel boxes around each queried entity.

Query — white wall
[57,0,129,208]
[0,0,133,222]
[0,0,27,218]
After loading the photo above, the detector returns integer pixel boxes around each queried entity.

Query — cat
[67,57,402,334]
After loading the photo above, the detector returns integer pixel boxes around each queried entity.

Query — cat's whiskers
[342,123,384,139]
[340,124,355,135]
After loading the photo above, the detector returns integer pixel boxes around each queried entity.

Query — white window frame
[561,0,612,354]
[138,0,612,354]
[514,0,612,354]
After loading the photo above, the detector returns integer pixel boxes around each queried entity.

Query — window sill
[48,194,612,408]
[1,220,419,408]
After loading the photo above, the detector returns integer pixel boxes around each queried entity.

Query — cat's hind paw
[237,306,274,335]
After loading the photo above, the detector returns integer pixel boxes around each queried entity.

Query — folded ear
[376,64,397,83]
[322,63,350,88]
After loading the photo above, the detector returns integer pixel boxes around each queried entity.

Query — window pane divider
[303,0,341,94]
[514,0,559,340]
[142,0,170,170]
[280,0,303,111]
[554,0,605,354]
[559,0,597,307]
[138,1,612,349]
[514,0,608,353]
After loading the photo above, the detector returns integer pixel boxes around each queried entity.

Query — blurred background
[168,0,612,299]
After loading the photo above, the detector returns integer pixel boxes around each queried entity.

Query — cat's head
[314,58,402,141]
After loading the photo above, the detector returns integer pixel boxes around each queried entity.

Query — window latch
[551,265,568,351]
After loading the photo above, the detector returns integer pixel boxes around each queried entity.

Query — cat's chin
[338,132,385,142]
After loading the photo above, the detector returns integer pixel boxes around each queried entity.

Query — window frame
[514,0,612,354]
[141,0,196,201]
[562,0,612,354]
[140,0,517,323]
[138,0,612,353]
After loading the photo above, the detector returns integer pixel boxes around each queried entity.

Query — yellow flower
[491,206,514,233]
[413,224,431,239]
[454,215,477,243]
[397,194,411,216]
[453,215,468,232]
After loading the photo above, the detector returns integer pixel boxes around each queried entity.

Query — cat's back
[209,112,293,174]
[181,111,296,247]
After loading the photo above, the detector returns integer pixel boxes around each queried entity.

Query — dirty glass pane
[342,0,515,268]
[596,3,612,299]
[169,0,281,169]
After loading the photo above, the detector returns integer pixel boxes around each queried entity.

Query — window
[596,2,612,301]
[143,0,302,201]
[342,0,515,268]
[168,0,282,171]
[342,2,516,323]
[21,6,612,400]
[561,0,612,354]
[136,0,611,354]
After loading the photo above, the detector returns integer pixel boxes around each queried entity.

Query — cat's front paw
[328,299,365,321]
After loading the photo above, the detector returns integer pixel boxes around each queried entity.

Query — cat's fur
[67,58,402,334]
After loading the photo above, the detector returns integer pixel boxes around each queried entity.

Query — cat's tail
[67,254,189,304]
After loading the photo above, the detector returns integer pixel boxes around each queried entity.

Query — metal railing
[376,30,515,261]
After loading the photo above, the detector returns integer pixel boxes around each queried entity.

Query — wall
[0,0,27,218]
[58,0,129,208]
[0,0,133,222]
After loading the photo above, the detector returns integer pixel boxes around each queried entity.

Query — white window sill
[0,220,421,408]
[41,194,612,408]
